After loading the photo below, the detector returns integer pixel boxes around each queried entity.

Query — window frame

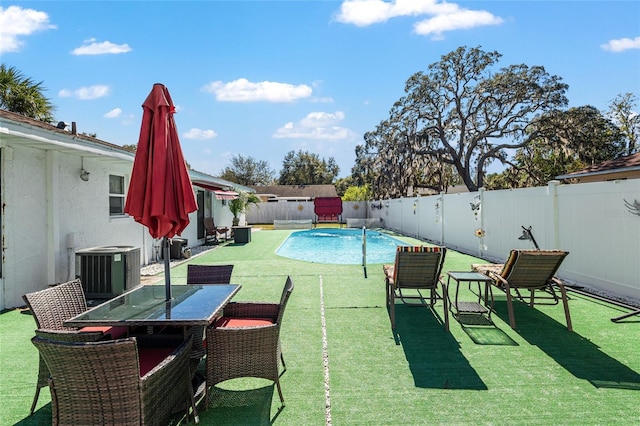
[109,174,126,217]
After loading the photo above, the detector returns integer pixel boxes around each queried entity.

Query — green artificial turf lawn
[1,229,639,425]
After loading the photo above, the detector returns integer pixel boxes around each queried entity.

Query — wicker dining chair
[29,329,104,416]
[32,335,197,426]
[187,264,234,285]
[22,279,127,415]
[185,264,235,361]
[205,276,294,409]
[383,246,449,331]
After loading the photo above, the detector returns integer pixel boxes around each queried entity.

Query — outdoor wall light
[518,225,540,250]
[79,157,90,181]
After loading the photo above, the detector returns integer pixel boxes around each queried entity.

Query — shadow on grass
[456,313,518,346]
[492,300,640,390]
[393,304,487,390]
[14,405,51,425]
[203,383,283,425]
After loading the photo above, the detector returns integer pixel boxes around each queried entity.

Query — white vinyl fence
[246,201,367,224]
[246,180,640,303]
[370,180,640,303]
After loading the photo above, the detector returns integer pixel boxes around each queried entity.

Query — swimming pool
[276,228,404,264]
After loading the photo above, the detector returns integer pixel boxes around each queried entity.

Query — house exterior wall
[576,170,640,183]
[2,144,48,310]
[0,140,235,309]
[0,114,244,310]
[1,143,149,309]
[213,198,236,227]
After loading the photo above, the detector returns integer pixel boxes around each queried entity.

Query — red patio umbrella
[125,83,197,300]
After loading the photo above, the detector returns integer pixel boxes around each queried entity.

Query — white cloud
[104,108,122,119]
[0,5,56,53]
[335,0,457,26]
[202,78,312,102]
[183,128,218,140]
[58,85,110,100]
[601,36,640,52]
[72,38,132,55]
[335,0,502,39]
[415,9,503,39]
[300,111,346,128]
[273,111,356,140]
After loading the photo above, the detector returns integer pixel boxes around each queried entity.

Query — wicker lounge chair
[186,264,235,360]
[487,249,573,331]
[205,276,294,409]
[383,246,449,331]
[22,279,127,415]
[32,335,197,425]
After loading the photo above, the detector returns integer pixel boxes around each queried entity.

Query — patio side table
[232,226,252,243]
[447,271,494,319]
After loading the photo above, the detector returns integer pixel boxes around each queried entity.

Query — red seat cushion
[213,317,274,328]
[137,346,176,377]
[79,326,128,339]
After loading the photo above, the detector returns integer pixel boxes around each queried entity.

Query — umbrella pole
[163,237,172,301]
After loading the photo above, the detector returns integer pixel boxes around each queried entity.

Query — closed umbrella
[125,83,197,301]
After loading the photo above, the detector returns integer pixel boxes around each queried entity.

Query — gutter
[0,126,134,161]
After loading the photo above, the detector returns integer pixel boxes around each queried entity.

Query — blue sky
[2,1,639,179]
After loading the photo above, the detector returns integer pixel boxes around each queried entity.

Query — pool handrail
[362,226,367,278]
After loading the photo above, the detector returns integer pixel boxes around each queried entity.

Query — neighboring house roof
[0,109,250,193]
[556,152,640,180]
[251,184,338,200]
[445,184,471,194]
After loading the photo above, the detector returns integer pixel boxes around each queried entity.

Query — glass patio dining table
[64,284,241,329]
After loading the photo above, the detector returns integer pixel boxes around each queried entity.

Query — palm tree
[0,64,55,122]
[228,191,260,226]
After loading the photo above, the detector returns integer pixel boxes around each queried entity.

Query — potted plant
[228,191,260,226]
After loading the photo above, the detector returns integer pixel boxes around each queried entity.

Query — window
[109,175,125,216]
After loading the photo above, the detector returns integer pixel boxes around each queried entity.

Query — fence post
[439,193,445,245]
[548,180,560,249]
[478,187,485,257]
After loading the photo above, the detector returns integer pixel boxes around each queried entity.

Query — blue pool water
[276,228,403,264]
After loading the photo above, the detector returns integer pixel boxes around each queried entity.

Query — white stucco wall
[2,144,49,310]
[1,144,151,308]
[1,146,239,309]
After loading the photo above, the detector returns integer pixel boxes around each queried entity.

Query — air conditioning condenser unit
[75,246,141,299]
